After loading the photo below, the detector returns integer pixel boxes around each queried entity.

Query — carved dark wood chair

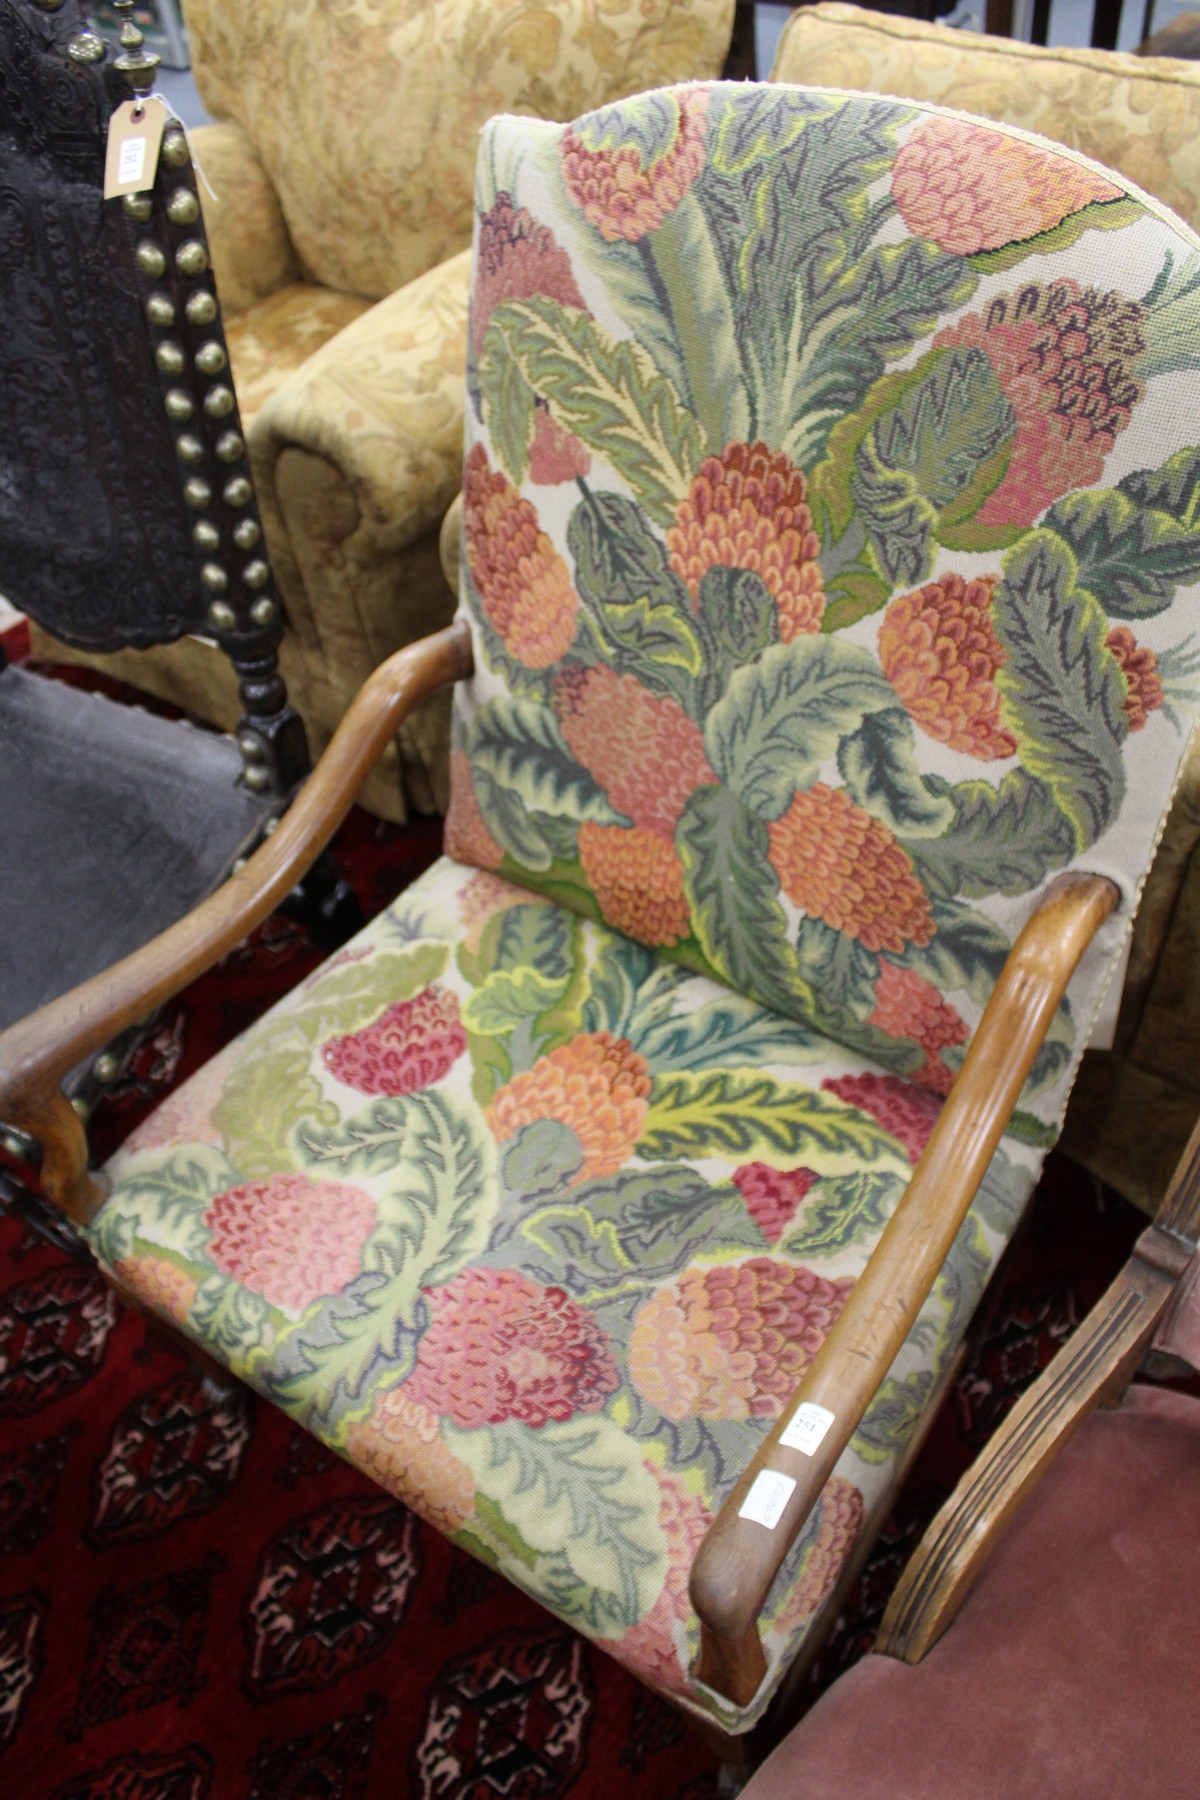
[742,1121,1200,1799]
[0,0,332,1134]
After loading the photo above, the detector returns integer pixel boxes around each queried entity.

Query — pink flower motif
[731,1164,819,1244]
[203,1173,376,1311]
[322,985,467,1096]
[893,116,1122,257]
[768,1476,864,1638]
[472,192,586,357]
[561,87,710,243]
[405,1267,620,1429]
[527,405,591,486]
[120,1039,237,1155]
[869,963,969,1098]
[821,1071,943,1166]
[936,280,1145,529]
[445,749,506,874]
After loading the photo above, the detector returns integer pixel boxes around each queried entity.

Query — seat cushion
[88,855,1040,1730]
[225,283,372,424]
[744,1383,1200,1797]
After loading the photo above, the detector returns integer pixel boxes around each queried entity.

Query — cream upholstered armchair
[769,0,1200,1226]
[29,0,735,822]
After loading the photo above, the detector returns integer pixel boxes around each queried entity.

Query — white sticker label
[118,136,147,185]
[779,1401,835,1457]
[738,1469,796,1530]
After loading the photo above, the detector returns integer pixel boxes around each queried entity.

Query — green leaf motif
[793,917,880,1022]
[852,1369,934,1466]
[191,1273,275,1370]
[633,991,825,1073]
[778,1168,905,1262]
[298,1091,494,1322]
[462,965,569,1038]
[993,530,1128,851]
[447,1416,666,1636]
[481,297,702,525]
[1046,484,1200,622]
[95,1147,238,1264]
[838,709,955,840]
[472,766,555,872]
[261,1272,425,1438]
[639,1070,908,1169]
[468,695,620,825]
[906,771,1075,901]
[520,1166,764,1298]
[704,637,894,823]
[905,897,1013,1008]
[478,314,537,479]
[567,490,702,703]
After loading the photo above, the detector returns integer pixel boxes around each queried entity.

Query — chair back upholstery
[446,81,1200,1137]
[182,0,736,302]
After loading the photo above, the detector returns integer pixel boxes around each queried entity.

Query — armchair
[770,1,1200,1220]
[742,1116,1200,1798]
[6,82,1200,1760]
[28,0,736,823]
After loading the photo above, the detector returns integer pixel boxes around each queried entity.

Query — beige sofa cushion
[184,0,736,302]
[772,2,1200,235]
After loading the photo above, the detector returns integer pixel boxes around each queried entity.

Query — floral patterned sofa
[76,82,1200,1741]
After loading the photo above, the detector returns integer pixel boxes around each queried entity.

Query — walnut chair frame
[0,615,1121,1756]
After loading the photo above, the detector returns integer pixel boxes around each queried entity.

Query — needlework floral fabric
[446,82,1200,1141]
[90,858,1041,1730]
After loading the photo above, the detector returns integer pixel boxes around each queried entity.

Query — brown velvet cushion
[746,1385,1200,1800]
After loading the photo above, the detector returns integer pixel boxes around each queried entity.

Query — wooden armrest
[688,870,1120,1707]
[0,620,472,1225]
[877,1110,1200,1664]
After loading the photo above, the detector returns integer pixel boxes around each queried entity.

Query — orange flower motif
[555,664,716,837]
[344,1388,476,1536]
[769,1477,864,1638]
[628,1258,855,1421]
[445,749,505,873]
[485,1030,651,1186]
[561,87,709,243]
[463,443,579,667]
[893,116,1122,257]
[578,822,692,947]
[114,1255,197,1327]
[869,961,968,1097]
[879,573,1017,760]
[936,281,1145,529]
[767,784,935,954]
[457,869,549,953]
[1106,625,1164,730]
[667,441,825,641]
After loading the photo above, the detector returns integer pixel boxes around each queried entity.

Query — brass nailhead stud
[162,130,189,169]
[164,389,194,422]
[243,763,271,792]
[135,240,166,278]
[184,476,212,508]
[207,600,236,632]
[223,476,252,507]
[145,293,176,328]
[176,433,205,466]
[93,1051,120,1084]
[193,520,220,552]
[215,431,245,464]
[250,596,276,627]
[194,340,227,376]
[203,384,234,419]
[242,559,270,591]
[166,188,200,227]
[232,518,260,550]
[186,290,218,327]
[155,340,185,375]
[68,29,105,61]
[200,562,228,593]
[123,192,153,222]
[175,239,208,277]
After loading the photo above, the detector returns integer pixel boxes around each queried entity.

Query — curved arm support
[688,871,1120,1707]
[877,1110,1200,1664]
[0,619,472,1226]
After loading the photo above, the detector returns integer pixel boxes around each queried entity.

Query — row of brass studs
[126,133,277,659]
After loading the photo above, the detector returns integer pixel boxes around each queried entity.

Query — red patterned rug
[0,799,1147,1799]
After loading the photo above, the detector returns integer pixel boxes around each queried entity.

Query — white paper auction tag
[738,1469,796,1530]
[104,98,168,199]
[779,1400,835,1457]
